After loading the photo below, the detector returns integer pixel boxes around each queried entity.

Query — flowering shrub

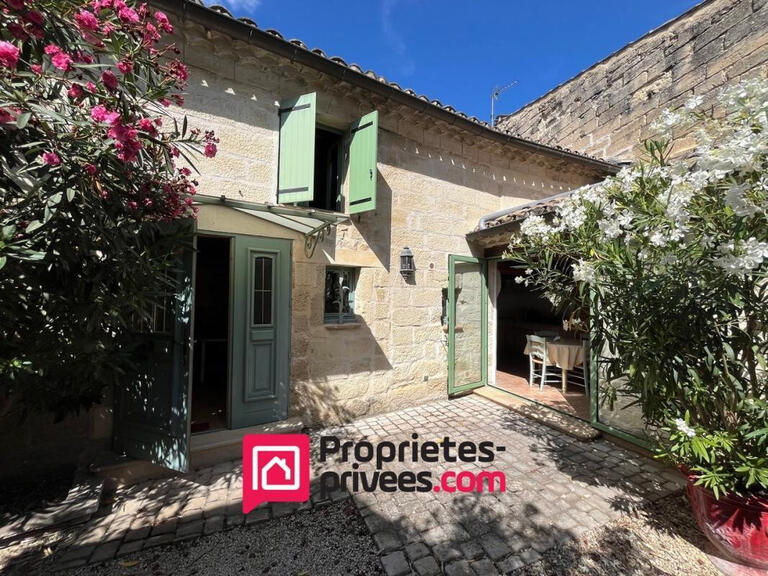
[0,0,217,416]
[506,79,768,498]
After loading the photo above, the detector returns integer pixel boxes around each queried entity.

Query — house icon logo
[243,434,310,513]
[255,450,300,491]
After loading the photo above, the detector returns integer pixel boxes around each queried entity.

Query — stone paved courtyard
[0,395,685,575]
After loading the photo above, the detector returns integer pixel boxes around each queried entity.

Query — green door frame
[486,255,648,448]
[447,254,488,395]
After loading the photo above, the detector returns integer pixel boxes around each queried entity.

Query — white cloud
[380,0,415,77]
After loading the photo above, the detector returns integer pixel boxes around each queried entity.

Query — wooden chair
[527,334,561,391]
[566,339,589,393]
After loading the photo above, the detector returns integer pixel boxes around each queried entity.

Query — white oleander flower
[519,215,553,239]
[713,237,768,277]
[675,418,696,438]
[572,260,597,284]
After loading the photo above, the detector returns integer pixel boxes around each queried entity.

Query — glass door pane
[448,256,487,394]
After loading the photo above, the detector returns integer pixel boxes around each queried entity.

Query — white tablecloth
[523,339,585,370]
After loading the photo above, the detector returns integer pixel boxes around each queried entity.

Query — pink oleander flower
[30,64,42,74]
[85,81,97,92]
[204,142,217,158]
[154,10,173,33]
[42,151,61,166]
[117,6,139,23]
[24,10,43,26]
[44,44,62,56]
[68,84,85,99]
[138,117,156,134]
[142,22,160,45]
[0,108,17,124]
[116,59,133,75]
[8,22,28,40]
[90,105,120,124]
[84,163,98,175]
[108,123,142,162]
[101,69,118,91]
[0,41,20,69]
[74,9,100,31]
[165,59,188,88]
[74,50,94,64]
[51,52,74,71]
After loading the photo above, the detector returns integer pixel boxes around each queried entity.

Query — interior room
[191,236,231,433]
[494,260,590,420]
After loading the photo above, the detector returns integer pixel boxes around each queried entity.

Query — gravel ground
[518,493,720,576]
[15,489,723,575]
[56,501,383,576]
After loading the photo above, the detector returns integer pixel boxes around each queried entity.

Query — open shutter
[278,92,316,204]
[347,110,378,214]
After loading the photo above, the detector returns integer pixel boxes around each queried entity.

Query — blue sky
[215,0,701,121]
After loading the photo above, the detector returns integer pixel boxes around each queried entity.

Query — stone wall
[165,9,607,425]
[497,0,768,162]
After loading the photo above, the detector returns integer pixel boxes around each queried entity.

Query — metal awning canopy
[196,195,349,256]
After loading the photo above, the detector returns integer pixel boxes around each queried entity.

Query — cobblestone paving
[1,395,685,575]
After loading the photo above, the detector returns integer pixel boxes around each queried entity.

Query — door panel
[231,236,291,428]
[448,255,488,395]
[113,246,194,472]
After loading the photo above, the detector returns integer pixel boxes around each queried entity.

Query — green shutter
[347,110,378,214]
[278,92,316,204]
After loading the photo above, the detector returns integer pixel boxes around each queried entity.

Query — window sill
[324,322,362,330]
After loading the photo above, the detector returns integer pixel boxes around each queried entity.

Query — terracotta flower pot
[681,466,768,570]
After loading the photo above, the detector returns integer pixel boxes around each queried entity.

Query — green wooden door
[448,255,488,395]
[113,248,194,472]
[230,235,291,428]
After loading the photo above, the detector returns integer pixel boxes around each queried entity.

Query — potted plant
[506,79,768,569]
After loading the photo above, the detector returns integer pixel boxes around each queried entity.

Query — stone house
[95,0,617,475]
[9,0,761,481]
[497,0,768,162]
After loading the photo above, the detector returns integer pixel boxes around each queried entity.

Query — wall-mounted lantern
[399,247,415,277]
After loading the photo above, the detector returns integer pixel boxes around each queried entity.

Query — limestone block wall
[497,0,768,162]
[163,8,606,425]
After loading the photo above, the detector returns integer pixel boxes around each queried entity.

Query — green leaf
[15,112,31,129]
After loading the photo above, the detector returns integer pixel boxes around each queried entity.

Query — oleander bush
[0,0,217,417]
[506,79,768,498]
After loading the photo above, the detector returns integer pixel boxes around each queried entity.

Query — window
[324,267,357,324]
[252,255,273,326]
[309,127,342,212]
[277,92,378,215]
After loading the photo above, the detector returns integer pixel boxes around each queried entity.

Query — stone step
[472,386,601,441]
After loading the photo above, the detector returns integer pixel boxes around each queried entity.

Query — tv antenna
[490,81,518,126]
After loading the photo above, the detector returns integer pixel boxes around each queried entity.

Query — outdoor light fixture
[399,247,415,277]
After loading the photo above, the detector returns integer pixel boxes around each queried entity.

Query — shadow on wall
[290,319,394,426]
[352,171,392,271]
